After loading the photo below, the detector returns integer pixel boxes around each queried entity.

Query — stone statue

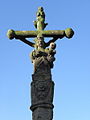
[33,7,48,30]
[17,34,58,73]
[7,7,74,120]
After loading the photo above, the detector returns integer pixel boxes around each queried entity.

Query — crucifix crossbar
[7,7,74,42]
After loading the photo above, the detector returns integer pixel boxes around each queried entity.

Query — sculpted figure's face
[50,42,56,49]
[38,7,43,11]
[37,37,45,48]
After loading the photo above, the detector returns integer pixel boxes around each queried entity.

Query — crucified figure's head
[34,34,45,49]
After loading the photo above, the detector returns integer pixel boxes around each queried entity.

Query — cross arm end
[7,29,15,40]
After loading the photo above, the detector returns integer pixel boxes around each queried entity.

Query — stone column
[30,63,54,120]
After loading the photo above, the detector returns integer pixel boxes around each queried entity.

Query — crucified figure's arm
[17,38,35,47]
[45,37,59,47]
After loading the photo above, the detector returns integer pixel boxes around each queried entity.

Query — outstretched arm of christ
[17,38,35,47]
[46,37,59,47]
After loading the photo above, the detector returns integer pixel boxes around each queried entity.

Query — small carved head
[37,37,45,48]
[50,42,56,49]
[38,7,43,11]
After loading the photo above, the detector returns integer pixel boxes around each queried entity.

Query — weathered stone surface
[30,74,54,108]
[32,107,53,120]
[30,72,54,120]
[7,29,74,39]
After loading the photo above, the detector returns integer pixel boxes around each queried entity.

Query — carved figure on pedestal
[34,7,48,30]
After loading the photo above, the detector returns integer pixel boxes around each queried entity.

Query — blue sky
[0,0,90,120]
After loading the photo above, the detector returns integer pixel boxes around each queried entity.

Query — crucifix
[7,7,74,120]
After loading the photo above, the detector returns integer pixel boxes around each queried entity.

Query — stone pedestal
[30,73,54,120]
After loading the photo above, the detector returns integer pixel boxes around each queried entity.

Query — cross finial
[33,6,48,31]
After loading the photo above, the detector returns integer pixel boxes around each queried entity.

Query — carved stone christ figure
[18,34,58,74]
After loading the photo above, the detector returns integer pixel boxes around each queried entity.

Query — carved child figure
[33,7,48,30]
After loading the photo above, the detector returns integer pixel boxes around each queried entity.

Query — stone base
[32,107,53,120]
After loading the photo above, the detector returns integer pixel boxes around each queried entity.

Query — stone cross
[7,7,74,43]
[7,7,74,120]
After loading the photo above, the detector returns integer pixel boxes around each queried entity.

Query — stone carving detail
[30,39,56,73]
[34,80,50,100]
[30,73,54,111]
[33,7,48,30]
[30,73,54,120]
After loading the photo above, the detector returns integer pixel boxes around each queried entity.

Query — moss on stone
[65,28,74,38]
